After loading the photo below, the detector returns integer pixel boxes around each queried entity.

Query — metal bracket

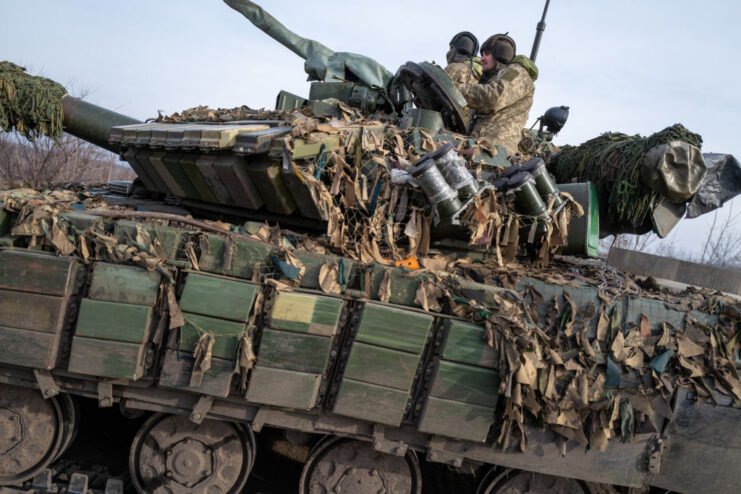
[647,434,665,474]
[189,395,214,424]
[97,382,113,408]
[372,425,408,456]
[33,370,60,399]
[251,408,271,432]
[426,436,465,468]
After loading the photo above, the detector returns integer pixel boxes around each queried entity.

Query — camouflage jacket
[459,62,535,155]
[444,59,482,85]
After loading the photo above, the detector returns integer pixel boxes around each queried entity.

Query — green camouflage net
[549,124,702,228]
[0,61,67,139]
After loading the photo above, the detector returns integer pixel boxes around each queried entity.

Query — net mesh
[548,124,702,228]
[0,61,67,139]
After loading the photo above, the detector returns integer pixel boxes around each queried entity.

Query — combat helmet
[481,33,516,64]
[447,31,479,63]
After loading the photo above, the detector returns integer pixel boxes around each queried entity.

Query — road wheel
[129,413,254,494]
[299,437,422,494]
[477,468,591,494]
[0,383,64,485]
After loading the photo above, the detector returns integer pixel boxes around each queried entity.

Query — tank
[1,2,740,494]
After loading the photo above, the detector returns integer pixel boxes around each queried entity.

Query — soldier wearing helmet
[444,32,482,85]
[457,34,537,155]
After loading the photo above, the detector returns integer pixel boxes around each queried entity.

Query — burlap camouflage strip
[2,185,739,454]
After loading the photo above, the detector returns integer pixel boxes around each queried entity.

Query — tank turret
[1,2,741,493]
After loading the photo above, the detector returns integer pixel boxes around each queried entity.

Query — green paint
[89,263,160,306]
[180,153,219,203]
[356,303,433,354]
[429,360,500,408]
[442,321,497,368]
[0,250,77,296]
[244,159,296,215]
[269,292,343,336]
[159,350,235,397]
[418,396,495,443]
[179,313,246,360]
[68,336,144,380]
[257,328,333,373]
[179,273,258,322]
[114,220,184,259]
[75,299,152,344]
[0,290,64,333]
[246,366,321,410]
[369,265,429,306]
[344,342,420,391]
[162,152,201,199]
[0,326,55,369]
[333,378,409,426]
[197,237,272,279]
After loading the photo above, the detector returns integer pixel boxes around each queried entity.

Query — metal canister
[411,158,462,218]
[520,157,564,210]
[435,146,479,201]
[507,171,549,218]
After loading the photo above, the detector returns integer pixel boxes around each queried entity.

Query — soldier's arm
[459,67,528,113]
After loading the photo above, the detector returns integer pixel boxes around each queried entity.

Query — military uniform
[444,59,482,85]
[458,61,535,155]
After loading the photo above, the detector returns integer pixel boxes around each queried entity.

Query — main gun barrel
[61,96,141,153]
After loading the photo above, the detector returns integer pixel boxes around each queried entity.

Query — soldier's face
[481,51,496,72]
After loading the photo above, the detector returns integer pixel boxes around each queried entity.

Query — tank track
[0,465,124,494]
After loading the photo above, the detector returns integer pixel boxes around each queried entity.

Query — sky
[3,0,740,260]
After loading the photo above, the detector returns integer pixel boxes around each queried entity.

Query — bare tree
[601,202,741,270]
[694,203,741,268]
[0,132,135,188]
[599,232,658,257]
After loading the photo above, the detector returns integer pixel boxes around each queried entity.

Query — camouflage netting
[0,61,67,139]
[157,104,579,267]
[548,124,703,229]
[1,185,739,453]
[154,104,289,123]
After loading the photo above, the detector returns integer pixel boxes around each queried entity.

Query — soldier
[457,34,536,155]
[444,31,482,85]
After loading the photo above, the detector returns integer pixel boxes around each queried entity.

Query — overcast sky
[3,0,740,259]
